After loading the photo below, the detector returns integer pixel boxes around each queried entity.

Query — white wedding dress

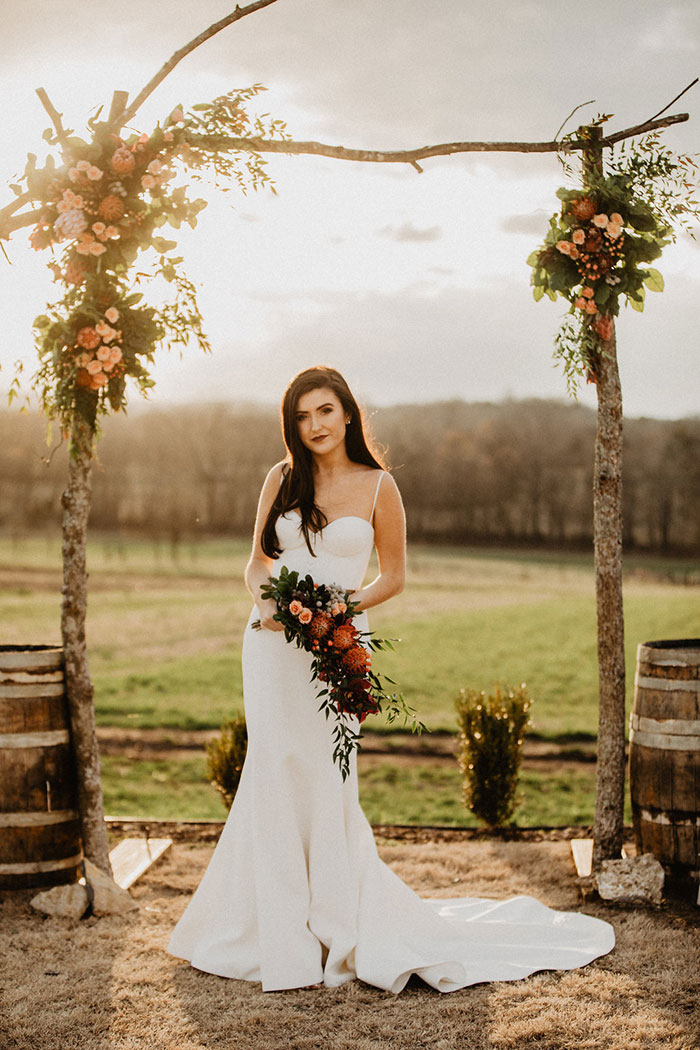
[168,484,614,993]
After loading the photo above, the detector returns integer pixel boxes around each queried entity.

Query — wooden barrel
[0,645,82,889]
[629,638,700,882]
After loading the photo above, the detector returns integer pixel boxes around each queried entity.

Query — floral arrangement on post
[252,566,425,780]
[527,127,699,390]
[12,87,286,438]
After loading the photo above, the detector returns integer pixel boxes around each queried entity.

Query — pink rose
[593,214,609,228]
[298,608,313,625]
[289,600,303,616]
[330,602,347,616]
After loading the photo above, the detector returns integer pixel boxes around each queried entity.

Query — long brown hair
[261,366,385,557]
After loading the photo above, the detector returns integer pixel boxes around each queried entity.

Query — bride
[168,365,614,993]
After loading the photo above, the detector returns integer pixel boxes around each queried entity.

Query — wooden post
[61,412,112,875]
[584,127,627,867]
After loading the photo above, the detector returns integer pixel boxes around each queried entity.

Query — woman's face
[295,387,349,456]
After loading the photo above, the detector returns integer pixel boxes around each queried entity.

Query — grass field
[1,533,696,823]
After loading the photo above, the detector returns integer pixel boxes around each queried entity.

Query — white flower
[53,208,88,240]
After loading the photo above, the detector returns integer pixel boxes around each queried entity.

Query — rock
[31,882,90,921]
[83,859,139,916]
[595,853,665,905]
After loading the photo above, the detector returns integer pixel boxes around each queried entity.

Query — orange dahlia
[97,195,125,222]
[309,612,334,639]
[570,196,596,221]
[332,624,358,651]
[342,645,370,675]
[76,326,101,350]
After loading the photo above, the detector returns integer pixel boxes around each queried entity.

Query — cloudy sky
[1,0,698,417]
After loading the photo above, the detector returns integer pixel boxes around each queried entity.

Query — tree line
[1,398,698,553]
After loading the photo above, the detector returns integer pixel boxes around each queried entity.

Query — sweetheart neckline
[282,512,374,534]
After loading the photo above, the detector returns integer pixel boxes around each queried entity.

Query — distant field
[2,533,698,740]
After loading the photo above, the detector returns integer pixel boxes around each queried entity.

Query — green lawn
[2,534,698,740]
[2,533,697,824]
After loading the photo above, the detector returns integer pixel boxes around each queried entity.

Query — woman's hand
[256,596,285,632]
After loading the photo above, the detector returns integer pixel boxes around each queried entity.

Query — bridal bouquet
[252,566,424,780]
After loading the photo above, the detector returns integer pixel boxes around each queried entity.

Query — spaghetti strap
[369,471,385,523]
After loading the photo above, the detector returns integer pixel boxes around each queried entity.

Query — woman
[168,366,614,993]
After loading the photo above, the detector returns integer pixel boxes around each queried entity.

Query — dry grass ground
[1,837,698,1050]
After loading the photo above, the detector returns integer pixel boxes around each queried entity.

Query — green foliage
[528,126,699,392]
[205,713,248,810]
[455,683,531,828]
[11,86,287,443]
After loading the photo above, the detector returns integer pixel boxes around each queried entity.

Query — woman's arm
[244,461,287,631]
[351,473,406,612]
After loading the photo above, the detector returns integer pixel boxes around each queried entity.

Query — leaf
[628,294,645,312]
[533,284,545,302]
[644,268,664,293]
[152,236,178,253]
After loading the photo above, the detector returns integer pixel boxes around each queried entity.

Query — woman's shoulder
[265,459,291,484]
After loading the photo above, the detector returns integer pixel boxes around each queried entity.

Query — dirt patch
[1,837,698,1050]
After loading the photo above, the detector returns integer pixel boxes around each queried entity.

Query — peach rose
[141,174,156,190]
[581,287,595,299]
[593,213,609,228]
[330,602,347,616]
[147,159,162,175]
[610,213,623,226]
[571,229,586,245]
[108,347,123,365]
[574,297,588,310]
[87,241,106,256]
[556,240,572,255]
[90,372,108,389]
[105,307,120,324]
[86,166,103,181]
[75,352,92,368]
[96,345,112,362]
[298,608,313,625]
[289,600,303,616]
[584,301,598,315]
[96,321,117,342]
[606,224,622,240]
[104,225,120,239]
[76,160,91,172]
[86,359,103,375]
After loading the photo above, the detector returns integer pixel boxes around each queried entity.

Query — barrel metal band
[630,726,700,751]
[635,674,700,693]
[637,808,700,828]
[0,809,78,828]
[0,852,82,875]
[630,713,700,736]
[0,729,70,748]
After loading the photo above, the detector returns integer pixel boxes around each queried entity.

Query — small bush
[205,713,248,810]
[455,683,531,828]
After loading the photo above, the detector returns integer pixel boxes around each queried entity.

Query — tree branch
[0,208,44,240]
[645,77,698,126]
[185,111,690,169]
[0,189,33,222]
[113,0,280,131]
[35,87,71,150]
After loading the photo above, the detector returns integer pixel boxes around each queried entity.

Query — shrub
[205,713,248,810]
[455,683,531,828]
